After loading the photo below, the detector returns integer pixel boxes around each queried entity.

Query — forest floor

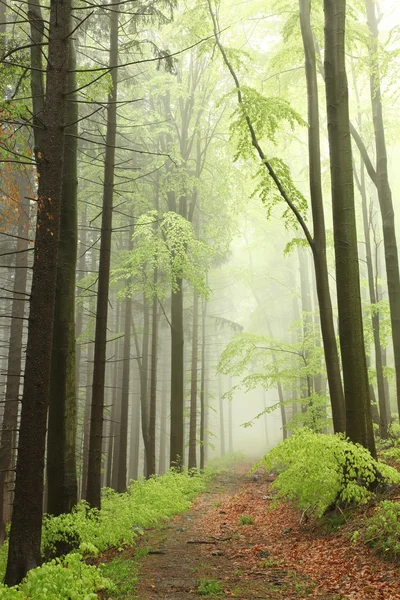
[101,462,400,600]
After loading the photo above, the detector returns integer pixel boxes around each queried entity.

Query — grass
[100,555,138,599]
[239,514,254,525]
[197,578,224,597]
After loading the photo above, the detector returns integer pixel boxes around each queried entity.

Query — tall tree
[188,291,199,469]
[364,0,400,423]
[5,0,72,583]
[47,37,78,516]
[323,0,376,456]
[86,0,120,509]
[297,0,345,432]
[0,180,30,543]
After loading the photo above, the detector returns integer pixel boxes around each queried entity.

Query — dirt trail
[135,465,337,600]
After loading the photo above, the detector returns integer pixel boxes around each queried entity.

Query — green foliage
[197,578,224,596]
[230,88,306,161]
[0,471,210,598]
[218,328,330,433]
[239,514,254,525]
[365,501,400,558]
[253,158,309,230]
[113,211,212,301]
[0,553,112,600]
[254,429,400,517]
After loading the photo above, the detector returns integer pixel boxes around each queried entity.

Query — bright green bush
[254,429,400,517]
[0,553,112,600]
[365,500,400,558]
[0,469,211,598]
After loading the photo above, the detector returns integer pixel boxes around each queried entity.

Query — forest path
[134,464,336,600]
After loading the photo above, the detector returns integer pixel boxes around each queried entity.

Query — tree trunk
[0,180,30,543]
[86,1,120,509]
[199,299,207,470]
[228,377,233,453]
[47,37,78,516]
[298,0,345,433]
[111,311,122,490]
[170,278,184,469]
[117,291,133,491]
[138,300,151,477]
[188,292,199,469]
[218,376,225,457]
[365,0,400,424]
[81,246,96,500]
[158,381,168,475]
[358,163,390,436]
[323,0,376,457]
[147,285,158,478]
[5,0,71,584]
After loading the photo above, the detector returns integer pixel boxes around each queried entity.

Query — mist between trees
[0,0,399,588]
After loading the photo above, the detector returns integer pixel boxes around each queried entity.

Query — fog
[0,0,400,553]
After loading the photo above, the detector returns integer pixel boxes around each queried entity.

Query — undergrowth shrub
[254,429,400,517]
[0,468,215,598]
[365,500,400,558]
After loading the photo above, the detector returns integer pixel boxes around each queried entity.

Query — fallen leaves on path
[194,470,400,600]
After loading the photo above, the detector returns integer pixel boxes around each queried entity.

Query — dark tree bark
[188,291,199,469]
[47,37,78,516]
[4,0,72,583]
[0,181,30,544]
[170,278,184,468]
[323,0,376,456]
[86,1,120,509]
[298,0,345,433]
[364,0,400,424]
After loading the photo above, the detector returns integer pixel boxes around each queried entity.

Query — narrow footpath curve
[135,465,339,600]
[132,463,400,600]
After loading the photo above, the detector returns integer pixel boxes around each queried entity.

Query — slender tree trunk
[111,312,122,490]
[158,378,168,475]
[299,0,345,433]
[199,299,207,470]
[188,292,199,469]
[138,300,150,477]
[263,390,269,448]
[128,372,140,482]
[218,376,225,457]
[170,278,184,468]
[365,0,400,424]
[86,2,120,509]
[0,182,30,543]
[323,0,376,457]
[147,289,158,477]
[47,37,78,516]
[5,0,71,583]
[358,165,389,436]
[228,377,233,453]
[117,292,133,491]
[81,247,96,500]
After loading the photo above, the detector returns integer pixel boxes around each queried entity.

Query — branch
[349,123,377,186]
[206,0,314,249]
